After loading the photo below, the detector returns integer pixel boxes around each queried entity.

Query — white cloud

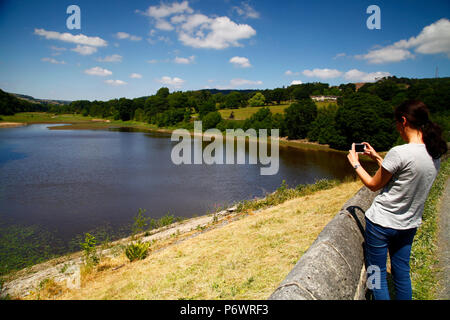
[171,15,187,24]
[229,78,262,87]
[156,19,175,31]
[71,45,98,56]
[147,59,159,64]
[343,69,391,82]
[84,66,112,76]
[285,70,299,76]
[333,53,346,59]
[50,46,67,52]
[143,1,193,32]
[403,18,450,56]
[140,3,256,50]
[174,55,195,64]
[355,47,414,64]
[232,2,260,19]
[290,80,303,85]
[356,18,450,64]
[96,54,123,63]
[34,28,107,47]
[145,1,193,19]
[229,56,251,68]
[41,57,66,64]
[302,68,343,79]
[114,32,142,41]
[158,76,185,87]
[178,16,256,49]
[130,73,143,79]
[105,79,127,86]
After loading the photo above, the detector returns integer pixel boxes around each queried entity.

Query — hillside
[5,180,362,300]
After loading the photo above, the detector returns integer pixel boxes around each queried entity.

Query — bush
[125,241,150,262]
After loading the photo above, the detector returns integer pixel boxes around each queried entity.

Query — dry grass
[35,181,362,300]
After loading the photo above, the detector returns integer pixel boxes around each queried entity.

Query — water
[0,124,375,253]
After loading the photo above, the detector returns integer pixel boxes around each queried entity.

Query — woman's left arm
[347,144,393,192]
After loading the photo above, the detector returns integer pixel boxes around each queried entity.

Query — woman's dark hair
[394,100,447,159]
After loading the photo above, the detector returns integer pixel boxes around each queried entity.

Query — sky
[0,0,449,101]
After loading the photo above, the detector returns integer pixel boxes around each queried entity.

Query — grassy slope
[32,180,363,300]
[219,102,335,120]
[410,156,450,299]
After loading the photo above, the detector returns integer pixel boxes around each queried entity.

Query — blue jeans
[364,217,417,300]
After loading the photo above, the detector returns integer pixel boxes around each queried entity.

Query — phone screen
[355,144,365,153]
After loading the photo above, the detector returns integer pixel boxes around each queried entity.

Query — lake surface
[0,124,375,252]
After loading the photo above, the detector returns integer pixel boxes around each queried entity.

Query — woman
[347,100,447,300]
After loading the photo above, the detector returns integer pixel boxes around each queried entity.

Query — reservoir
[0,124,376,256]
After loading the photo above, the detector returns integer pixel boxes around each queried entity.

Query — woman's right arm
[362,142,383,167]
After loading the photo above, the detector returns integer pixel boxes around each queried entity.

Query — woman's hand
[362,142,383,166]
[347,143,360,167]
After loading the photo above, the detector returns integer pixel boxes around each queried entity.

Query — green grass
[219,104,289,120]
[219,102,336,121]
[236,178,346,213]
[0,112,93,123]
[410,156,450,299]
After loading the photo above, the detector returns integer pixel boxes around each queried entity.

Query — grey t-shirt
[365,143,440,230]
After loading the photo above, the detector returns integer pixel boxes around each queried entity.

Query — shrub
[132,208,149,237]
[80,233,99,266]
[125,241,150,262]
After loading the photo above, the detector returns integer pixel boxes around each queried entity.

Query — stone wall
[269,186,379,300]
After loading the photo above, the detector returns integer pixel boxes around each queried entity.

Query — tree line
[1,76,448,151]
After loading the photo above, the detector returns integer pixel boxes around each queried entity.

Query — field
[219,101,336,120]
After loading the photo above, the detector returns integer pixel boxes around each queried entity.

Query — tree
[202,111,222,130]
[271,88,287,104]
[284,99,317,139]
[333,93,397,151]
[222,91,244,109]
[117,97,133,121]
[145,95,168,122]
[198,100,217,119]
[168,91,188,109]
[156,87,170,99]
[243,107,273,133]
[292,85,310,101]
[248,92,266,107]
[307,104,342,145]
[134,108,145,122]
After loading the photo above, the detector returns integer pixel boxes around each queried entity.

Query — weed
[125,241,150,262]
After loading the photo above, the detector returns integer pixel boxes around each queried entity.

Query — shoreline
[0,122,26,128]
[1,178,358,299]
[1,116,381,159]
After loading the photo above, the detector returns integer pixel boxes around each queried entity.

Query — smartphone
[354,143,365,153]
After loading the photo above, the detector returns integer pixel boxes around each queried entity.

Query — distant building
[310,95,338,102]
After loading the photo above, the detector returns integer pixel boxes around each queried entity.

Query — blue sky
[0,0,449,101]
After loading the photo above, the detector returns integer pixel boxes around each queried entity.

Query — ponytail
[395,100,448,159]
[422,120,448,159]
